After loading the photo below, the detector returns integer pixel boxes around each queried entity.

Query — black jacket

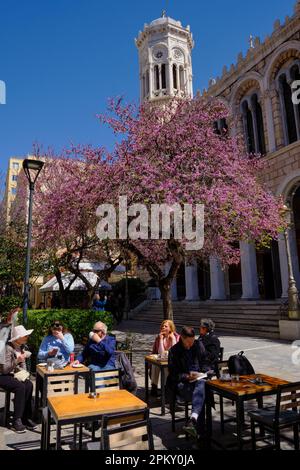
[167,339,206,392]
[198,332,221,373]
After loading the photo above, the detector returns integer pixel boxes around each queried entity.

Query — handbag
[228,351,255,375]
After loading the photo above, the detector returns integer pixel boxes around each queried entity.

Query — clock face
[153,49,164,60]
[173,48,184,62]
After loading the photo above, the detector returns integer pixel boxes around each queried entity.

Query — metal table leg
[56,423,61,450]
[34,372,41,418]
[161,366,166,416]
[205,392,213,450]
[236,399,244,450]
[145,361,149,405]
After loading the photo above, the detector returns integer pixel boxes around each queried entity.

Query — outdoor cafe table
[41,389,147,450]
[34,364,90,415]
[205,374,289,450]
[145,354,168,416]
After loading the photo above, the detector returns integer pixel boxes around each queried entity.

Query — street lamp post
[22,159,44,326]
[281,204,300,320]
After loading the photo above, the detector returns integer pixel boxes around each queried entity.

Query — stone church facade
[136,3,300,305]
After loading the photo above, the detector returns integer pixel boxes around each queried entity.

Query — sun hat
[10,325,34,342]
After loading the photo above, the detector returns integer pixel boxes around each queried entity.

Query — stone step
[131,300,281,338]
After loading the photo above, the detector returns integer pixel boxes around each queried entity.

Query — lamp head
[23,159,44,186]
[280,203,292,224]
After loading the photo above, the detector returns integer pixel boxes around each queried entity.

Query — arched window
[241,93,266,155]
[142,75,146,98]
[213,118,228,136]
[179,66,185,91]
[277,61,300,145]
[291,64,300,124]
[251,94,266,155]
[161,64,166,89]
[154,65,160,91]
[242,100,255,154]
[279,73,297,144]
[173,64,178,90]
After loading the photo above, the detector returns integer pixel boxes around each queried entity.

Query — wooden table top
[145,355,168,366]
[207,374,289,397]
[48,390,147,421]
[36,364,90,377]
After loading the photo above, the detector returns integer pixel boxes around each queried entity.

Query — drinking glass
[231,374,240,386]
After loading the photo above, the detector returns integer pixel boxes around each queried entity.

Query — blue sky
[0,0,296,175]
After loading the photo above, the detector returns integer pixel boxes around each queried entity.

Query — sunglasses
[93,329,104,334]
[51,323,62,328]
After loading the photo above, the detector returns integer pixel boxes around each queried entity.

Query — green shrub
[0,296,22,319]
[18,309,114,353]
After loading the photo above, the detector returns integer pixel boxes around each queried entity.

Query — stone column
[165,261,178,301]
[149,65,154,100]
[240,241,259,300]
[289,226,300,290]
[263,89,277,153]
[185,260,200,301]
[168,59,173,96]
[209,257,226,300]
[278,232,289,298]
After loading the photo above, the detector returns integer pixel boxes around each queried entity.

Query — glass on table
[231,374,240,386]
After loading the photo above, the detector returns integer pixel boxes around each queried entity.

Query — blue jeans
[88,364,115,372]
[177,379,206,433]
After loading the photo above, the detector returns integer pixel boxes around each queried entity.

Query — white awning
[40,272,112,293]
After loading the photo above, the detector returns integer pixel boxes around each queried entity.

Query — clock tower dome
[135,13,194,103]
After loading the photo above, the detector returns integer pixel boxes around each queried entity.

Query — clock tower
[135,13,194,103]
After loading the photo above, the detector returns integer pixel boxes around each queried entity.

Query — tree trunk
[159,281,173,321]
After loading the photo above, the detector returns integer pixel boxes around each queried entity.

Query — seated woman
[0,325,37,433]
[37,320,75,367]
[150,320,180,396]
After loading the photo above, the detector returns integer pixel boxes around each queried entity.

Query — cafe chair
[248,381,300,450]
[168,384,191,433]
[85,369,121,442]
[91,369,121,393]
[0,387,11,427]
[41,374,78,450]
[101,408,154,450]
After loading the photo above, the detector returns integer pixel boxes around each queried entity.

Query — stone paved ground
[1,319,299,451]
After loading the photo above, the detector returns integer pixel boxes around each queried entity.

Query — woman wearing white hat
[0,325,37,433]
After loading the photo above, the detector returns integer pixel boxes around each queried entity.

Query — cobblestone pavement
[0,319,299,451]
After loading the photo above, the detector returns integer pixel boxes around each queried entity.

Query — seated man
[167,326,207,438]
[198,318,221,375]
[74,321,116,372]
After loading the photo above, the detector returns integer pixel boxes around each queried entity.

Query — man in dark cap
[198,318,221,374]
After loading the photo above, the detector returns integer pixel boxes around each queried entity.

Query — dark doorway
[256,245,279,300]
[228,263,242,299]
[176,263,186,301]
[197,261,211,300]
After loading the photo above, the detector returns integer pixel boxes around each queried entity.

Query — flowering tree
[12,151,123,308]
[98,96,284,319]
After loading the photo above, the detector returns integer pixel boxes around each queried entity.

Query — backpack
[115,351,137,394]
[228,351,255,375]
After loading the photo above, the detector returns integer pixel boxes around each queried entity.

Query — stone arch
[276,170,300,201]
[264,41,300,88]
[229,73,267,152]
[229,72,264,109]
